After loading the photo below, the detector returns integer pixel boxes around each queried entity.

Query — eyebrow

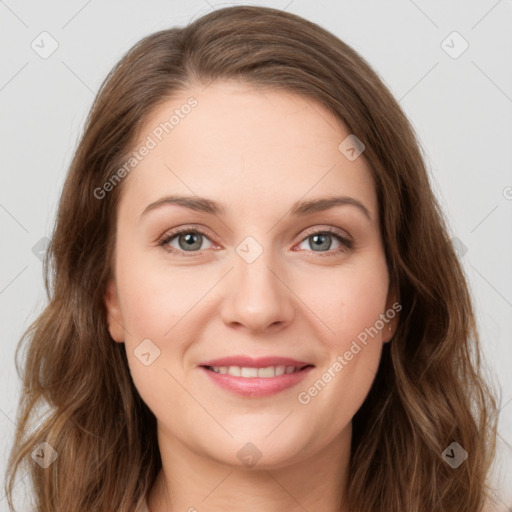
[140,194,372,221]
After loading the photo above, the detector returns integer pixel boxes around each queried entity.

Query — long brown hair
[5,5,498,511]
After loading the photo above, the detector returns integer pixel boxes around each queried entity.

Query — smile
[205,365,308,377]
[200,364,314,397]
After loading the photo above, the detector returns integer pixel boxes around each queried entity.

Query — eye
[157,225,353,257]
[158,226,215,255]
[296,227,353,256]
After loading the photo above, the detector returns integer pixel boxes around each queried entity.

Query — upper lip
[199,356,314,369]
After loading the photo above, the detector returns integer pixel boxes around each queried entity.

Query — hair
[5,5,499,512]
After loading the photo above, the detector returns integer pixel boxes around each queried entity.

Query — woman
[5,5,499,512]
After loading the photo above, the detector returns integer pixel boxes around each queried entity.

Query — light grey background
[1,0,511,510]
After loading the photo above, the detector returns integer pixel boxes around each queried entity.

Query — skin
[104,80,398,512]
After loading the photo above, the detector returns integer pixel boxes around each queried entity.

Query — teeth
[274,365,286,376]
[240,367,258,378]
[259,366,278,377]
[227,366,241,377]
[209,365,302,377]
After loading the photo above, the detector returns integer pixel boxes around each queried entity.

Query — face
[104,80,398,469]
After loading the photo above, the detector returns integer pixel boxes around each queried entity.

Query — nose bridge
[221,234,294,331]
[234,234,283,300]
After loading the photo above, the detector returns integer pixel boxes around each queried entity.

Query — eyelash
[157,225,354,258]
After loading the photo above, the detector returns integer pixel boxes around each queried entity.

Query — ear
[104,278,125,343]
[382,284,400,344]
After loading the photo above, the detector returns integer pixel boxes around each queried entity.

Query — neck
[147,423,352,512]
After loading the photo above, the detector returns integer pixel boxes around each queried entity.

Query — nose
[219,245,296,334]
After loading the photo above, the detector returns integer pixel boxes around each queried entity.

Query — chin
[202,432,315,471]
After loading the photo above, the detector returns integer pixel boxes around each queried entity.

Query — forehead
[118,81,377,220]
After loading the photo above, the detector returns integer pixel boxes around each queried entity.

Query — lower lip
[199,366,314,397]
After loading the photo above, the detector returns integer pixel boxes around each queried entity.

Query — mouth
[201,364,313,378]
[199,363,315,397]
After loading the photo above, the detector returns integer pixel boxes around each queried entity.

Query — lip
[198,355,312,368]
[198,355,315,398]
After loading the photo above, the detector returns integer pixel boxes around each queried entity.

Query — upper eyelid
[159,224,215,243]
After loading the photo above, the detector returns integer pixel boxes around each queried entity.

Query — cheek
[294,257,388,387]
[114,249,231,418]
[295,258,389,345]
[118,270,190,427]
[113,251,192,405]
[115,248,212,340]
[293,258,389,428]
